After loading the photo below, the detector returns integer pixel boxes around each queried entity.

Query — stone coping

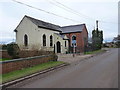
[0,54,53,64]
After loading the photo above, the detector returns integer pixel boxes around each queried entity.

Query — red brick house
[61,24,88,53]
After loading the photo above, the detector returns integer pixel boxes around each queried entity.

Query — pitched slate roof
[25,15,62,32]
[54,33,65,38]
[54,33,69,40]
[61,24,85,33]
[24,15,85,33]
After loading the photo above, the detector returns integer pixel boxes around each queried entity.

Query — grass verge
[0,61,65,84]
[84,49,106,55]
[0,58,11,61]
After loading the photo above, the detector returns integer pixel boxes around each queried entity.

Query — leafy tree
[113,35,120,48]
[92,29,103,51]
[7,43,20,59]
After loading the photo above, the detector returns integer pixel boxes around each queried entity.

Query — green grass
[0,58,11,61]
[0,61,65,83]
[84,49,105,55]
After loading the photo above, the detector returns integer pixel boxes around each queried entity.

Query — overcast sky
[0,0,119,44]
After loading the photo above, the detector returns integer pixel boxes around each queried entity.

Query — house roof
[54,33,65,39]
[15,15,86,34]
[25,15,62,32]
[61,24,85,33]
[54,33,69,40]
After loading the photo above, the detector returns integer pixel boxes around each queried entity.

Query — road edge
[1,63,69,89]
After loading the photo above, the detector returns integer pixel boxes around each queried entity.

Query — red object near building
[61,24,88,53]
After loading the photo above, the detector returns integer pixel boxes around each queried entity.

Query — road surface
[10,48,118,88]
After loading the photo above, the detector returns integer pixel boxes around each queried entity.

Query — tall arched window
[43,34,46,46]
[24,34,28,46]
[72,35,76,46]
[50,35,53,47]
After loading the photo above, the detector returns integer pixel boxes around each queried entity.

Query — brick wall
[0,50,12,59]
[64,25,88,53]
[0,50,53,59]
[0,54,57,74]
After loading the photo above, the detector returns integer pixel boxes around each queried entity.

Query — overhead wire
[46,0,95,21]
[12,0,118,36]
[12,0,83,24]
[51,0,118,25]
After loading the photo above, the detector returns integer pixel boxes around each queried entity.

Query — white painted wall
[54,34,68,53]
[16,16,68,53]
[16,17,38,49]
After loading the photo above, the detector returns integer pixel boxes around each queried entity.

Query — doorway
[56,41,61,53]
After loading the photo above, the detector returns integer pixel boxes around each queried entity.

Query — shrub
[52,54,58,61]
[7,43,20,59]
[2,44,7,50]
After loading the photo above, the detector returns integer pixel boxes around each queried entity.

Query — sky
[0,0,119,44]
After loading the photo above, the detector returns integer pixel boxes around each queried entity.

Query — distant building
[103,42,114,48]
[14,15,88,53]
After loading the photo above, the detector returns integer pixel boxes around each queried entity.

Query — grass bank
[0,58,11,61]
[84,49,106,55]
[0,61,66,84]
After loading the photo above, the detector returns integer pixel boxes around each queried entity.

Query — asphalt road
[13,48,118,88]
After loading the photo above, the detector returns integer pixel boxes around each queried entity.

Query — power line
[99,20,119,25]
[46,0,94,21]
[46,0,73,13]
[12,0,118,32]
[51,0,118,25]
[51,0,96,20]
[46,0,95,27]
[12,0,83,24]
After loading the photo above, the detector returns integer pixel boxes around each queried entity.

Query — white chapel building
[14,15,69,53]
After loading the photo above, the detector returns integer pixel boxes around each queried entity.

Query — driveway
[58,53,92,63]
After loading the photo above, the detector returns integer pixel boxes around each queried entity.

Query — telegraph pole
[96,20,99,30]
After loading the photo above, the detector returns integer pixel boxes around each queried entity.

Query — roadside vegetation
[84,49,106,55]
[0,61,66,83]
[0,58,10,61]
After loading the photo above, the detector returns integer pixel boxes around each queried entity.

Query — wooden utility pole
[96,20,99,30]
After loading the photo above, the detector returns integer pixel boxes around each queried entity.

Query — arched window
[43,34,46,46]
[50,35,53,47]
[24,34,28,46]
[72,35,76,46]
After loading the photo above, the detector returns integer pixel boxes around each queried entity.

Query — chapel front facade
[14,15,88,53]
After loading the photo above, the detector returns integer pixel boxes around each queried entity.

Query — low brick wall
[0,50,12,59]
[0,54,58,74]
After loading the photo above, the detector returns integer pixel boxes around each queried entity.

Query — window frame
[50,35,53,47]
[24,34,28,47]
[43,34,46,46]
[71,35,77,47]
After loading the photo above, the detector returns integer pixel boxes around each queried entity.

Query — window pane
[50,35,53,46]
[43,34,46,46]
[24,34,28,46]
